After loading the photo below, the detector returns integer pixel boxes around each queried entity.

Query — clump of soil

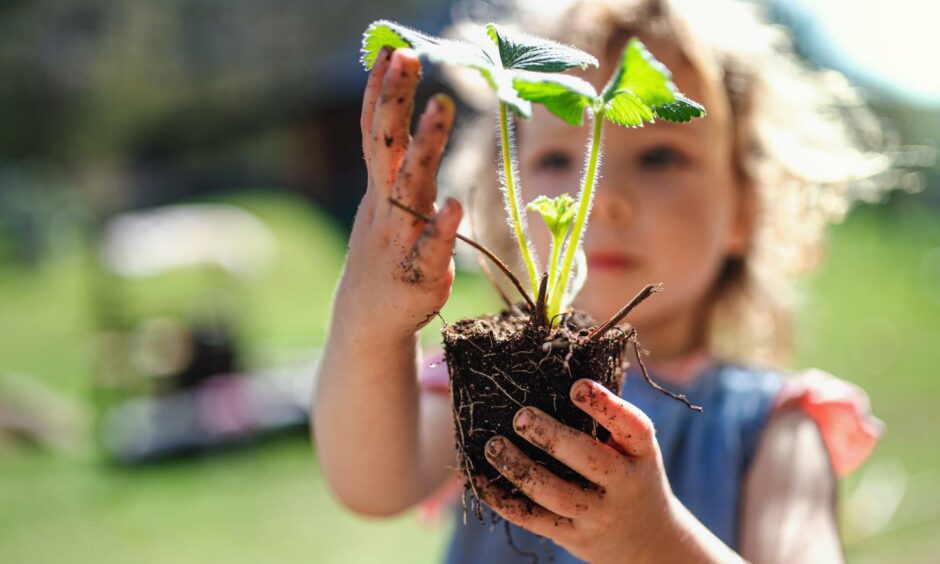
[442,303,628,516]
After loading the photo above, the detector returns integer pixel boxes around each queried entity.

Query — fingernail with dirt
[571,380,592,403]
[443,197,460,218]
[432,93,454,114]
[513,408,532,432]
[485,436,505,458]
[392,48,418,76]
[437,200,452,222]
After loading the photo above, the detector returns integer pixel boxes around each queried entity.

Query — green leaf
[604,89,655,127]
[361,20,439,70]
[486,23,598,72]
[360,20,531,118]
[601,38,676,107]
[653,94,706,123]
[361,20,495,73]
[512,72,597,125]
[527,194,576,238]
[597,38,706,128]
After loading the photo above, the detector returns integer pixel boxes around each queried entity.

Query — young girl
[313,0,886,561]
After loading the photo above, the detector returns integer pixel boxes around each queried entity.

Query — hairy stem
[498,102,539,298]
[547,231,563,315]
[549,110,604,318]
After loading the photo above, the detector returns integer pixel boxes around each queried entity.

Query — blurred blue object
[100,366,314,464]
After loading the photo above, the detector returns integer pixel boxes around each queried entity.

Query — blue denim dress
[443,361,783,563]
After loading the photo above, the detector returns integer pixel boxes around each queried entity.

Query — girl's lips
[586,251,636,270]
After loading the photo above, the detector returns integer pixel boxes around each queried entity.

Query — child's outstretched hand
[339,47,462,339]
[477,378,739,564]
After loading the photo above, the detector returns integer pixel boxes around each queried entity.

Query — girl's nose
[591,183,635,227]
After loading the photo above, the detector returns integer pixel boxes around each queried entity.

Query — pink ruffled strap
[416,351,464,525]
[416,474,464,526]
[420,351,450,395]
[773,368,884,477]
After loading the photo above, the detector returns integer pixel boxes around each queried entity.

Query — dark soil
[442,304,629,517]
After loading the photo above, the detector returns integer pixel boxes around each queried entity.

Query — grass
[0,437,452,564]
[794,201,940,562]
[1,190,938,563]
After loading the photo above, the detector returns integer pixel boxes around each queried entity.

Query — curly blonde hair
[439,0,896,366]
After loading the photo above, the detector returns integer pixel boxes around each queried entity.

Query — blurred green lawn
[0,191,937,563]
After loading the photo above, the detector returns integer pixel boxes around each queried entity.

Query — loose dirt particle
[400,258,423,284]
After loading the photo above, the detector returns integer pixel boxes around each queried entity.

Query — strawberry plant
[361,20,704,516]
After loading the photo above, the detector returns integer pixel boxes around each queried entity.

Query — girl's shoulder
[625,359,881,478]
[707,361,883,478]
[770,367,883,477]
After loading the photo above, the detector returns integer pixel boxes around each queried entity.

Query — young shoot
[526,193,576,303]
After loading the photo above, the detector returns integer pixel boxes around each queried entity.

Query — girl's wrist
[330,311,418,356]
[333,266,445,344]
[635,496,742,564]
[330,290,419,352]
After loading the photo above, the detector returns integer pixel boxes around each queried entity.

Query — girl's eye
[638,146,687,169]
[534,150,573,173]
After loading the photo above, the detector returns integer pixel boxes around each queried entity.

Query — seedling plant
[361,20,705,521]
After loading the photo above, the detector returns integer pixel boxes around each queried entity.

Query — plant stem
[547,232,563,313]
[498,102,539,299]
[549,110,604,318]
[530,272,549,330]
[587,283,662,340]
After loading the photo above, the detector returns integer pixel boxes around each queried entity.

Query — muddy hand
[476,379,684,564]
[340,47,462,338]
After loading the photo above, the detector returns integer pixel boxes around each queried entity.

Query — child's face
[517,39,748,357]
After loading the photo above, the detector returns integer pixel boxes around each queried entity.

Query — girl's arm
[740,409,843,563]
[312,47,461,517]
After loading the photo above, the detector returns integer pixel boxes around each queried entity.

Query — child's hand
[477,379,732,564]
[338,47,462,339]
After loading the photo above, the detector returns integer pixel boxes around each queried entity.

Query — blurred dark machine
[93,203,311,463]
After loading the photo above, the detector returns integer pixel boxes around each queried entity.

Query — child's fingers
[570,379,655,458]
[393,93,455,215]
[512,406,626,489]
[484,435,602,519]
[360,46,393,164]
[370,48,421,197]
[401,197,462,285]
[475,478,579,544]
